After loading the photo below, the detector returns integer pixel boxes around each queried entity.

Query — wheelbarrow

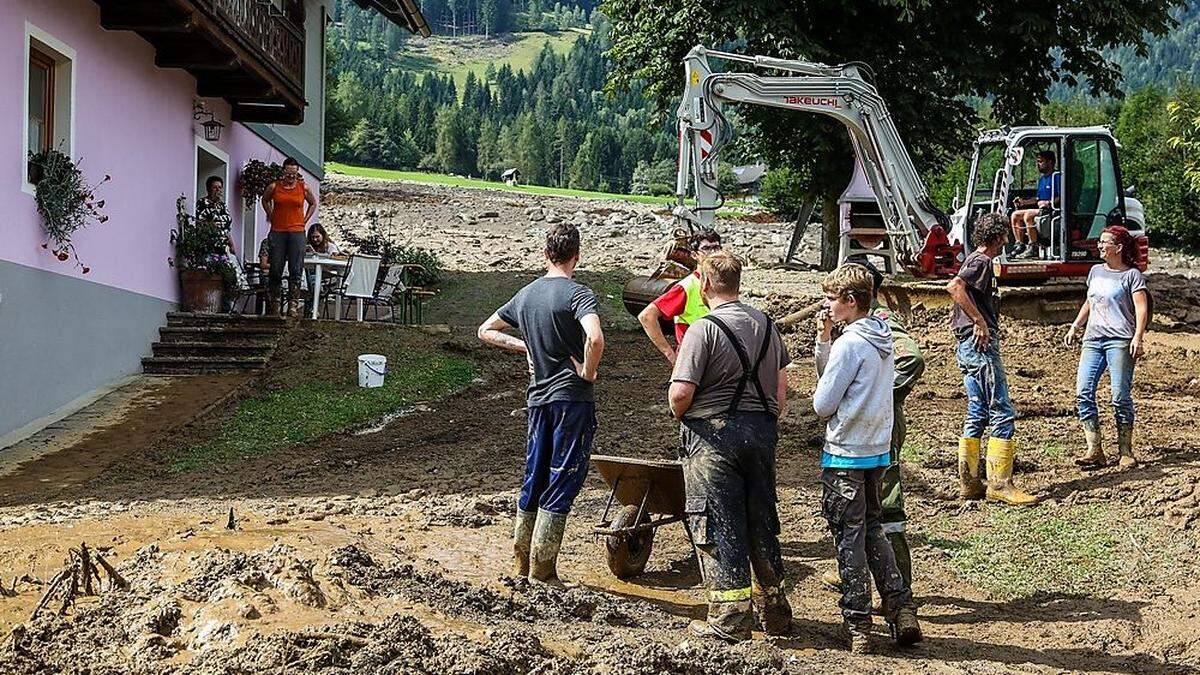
[590,454,699,579]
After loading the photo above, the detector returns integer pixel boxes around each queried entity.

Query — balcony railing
[94,0,307,122]
[203,0,305,91]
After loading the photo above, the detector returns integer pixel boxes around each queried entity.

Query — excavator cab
[954,127,1149,281]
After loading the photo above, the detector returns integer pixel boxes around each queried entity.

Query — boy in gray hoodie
[814,264,921,653]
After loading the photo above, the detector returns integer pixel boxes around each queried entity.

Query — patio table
[304,255,348,320]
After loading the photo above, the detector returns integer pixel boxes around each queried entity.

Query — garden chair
[230,262,269,315]
[358,264,406,322]
[323,253,381,321]
[397,264,437,325]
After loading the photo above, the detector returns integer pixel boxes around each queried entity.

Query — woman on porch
[196,175,245,310]
[261,157,317,316]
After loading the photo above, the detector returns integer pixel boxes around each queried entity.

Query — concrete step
[141,355,268,375]
[158,325,282,343]
[166,312,288,329]
[150,342,274,358]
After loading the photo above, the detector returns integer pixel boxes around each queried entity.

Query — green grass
[926,505,1148,600]
[900,440,936,466]
[327,162,677,206]
[588,269,639,330]
[1041,442,1067,459]
[444,31,584,97]
[328,162,759,211]
[168,351,476,473]
[386,30,586,99]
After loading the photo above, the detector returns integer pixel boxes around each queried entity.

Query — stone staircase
[142,313,290,375]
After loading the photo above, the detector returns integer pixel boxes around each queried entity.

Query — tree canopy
[602,0,1180,200]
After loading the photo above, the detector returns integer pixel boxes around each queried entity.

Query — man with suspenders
[668,251,792,642]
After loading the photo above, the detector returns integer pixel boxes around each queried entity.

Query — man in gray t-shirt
[673,301,790,419]
[498,276,599,406]
[479,224,605,587]
[668,251,792,642]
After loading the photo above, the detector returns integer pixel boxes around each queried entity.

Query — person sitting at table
[306,223,342,256]
[258,236,272,276]
[305,223,344,316]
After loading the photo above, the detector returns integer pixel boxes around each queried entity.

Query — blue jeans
[1075,338,1135,425]
[955,332,1015,440]
[519,401,596,515]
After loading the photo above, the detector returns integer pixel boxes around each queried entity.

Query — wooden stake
[93,552,129,590]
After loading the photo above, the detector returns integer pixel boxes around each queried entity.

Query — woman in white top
[1064,225,1149,469]
[306,223,341,256]
[305,223,343,315]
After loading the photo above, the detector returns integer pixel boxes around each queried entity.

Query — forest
[326,0,1200,247]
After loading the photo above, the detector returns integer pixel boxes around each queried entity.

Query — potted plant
[28,149,109,272]
[239,158,283,209]
[170,195,236,313]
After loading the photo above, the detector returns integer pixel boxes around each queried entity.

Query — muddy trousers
[880,387,912,586]
[519,401,597,515]
[267,231,306,303]
[681,413,790,637]
[821,467,913,624]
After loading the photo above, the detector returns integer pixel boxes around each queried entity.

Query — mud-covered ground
[3,175,1200,673]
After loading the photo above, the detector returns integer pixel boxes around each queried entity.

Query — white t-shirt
[1085,264,1147,340]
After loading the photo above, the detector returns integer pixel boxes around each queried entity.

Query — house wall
[0,0,320,442]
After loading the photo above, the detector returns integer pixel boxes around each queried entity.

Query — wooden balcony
[93,0,307,124]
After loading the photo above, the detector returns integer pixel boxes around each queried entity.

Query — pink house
[0,0,428,443]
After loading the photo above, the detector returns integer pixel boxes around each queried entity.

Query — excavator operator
[1009,150,1061,259]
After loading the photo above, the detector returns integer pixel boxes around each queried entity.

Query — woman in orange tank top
[261,157,317,316]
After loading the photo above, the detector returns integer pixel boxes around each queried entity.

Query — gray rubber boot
[1075,418,1105,467]
[512,509,537,578]
[529,509,568,586]
[1116,423,1137,468]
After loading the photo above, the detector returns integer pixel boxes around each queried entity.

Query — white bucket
[358,354,387,388]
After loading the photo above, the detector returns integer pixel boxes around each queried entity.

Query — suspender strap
[703,313,776,416]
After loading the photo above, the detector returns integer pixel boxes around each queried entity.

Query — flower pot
[179,269,225,313]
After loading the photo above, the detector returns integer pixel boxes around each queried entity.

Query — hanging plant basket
[240,159,284,209]
[29,149,109,273]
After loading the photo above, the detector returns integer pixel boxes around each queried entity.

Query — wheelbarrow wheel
[605,504,654,579]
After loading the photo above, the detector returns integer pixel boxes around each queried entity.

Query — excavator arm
[674,45,958,277]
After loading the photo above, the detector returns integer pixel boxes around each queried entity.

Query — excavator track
[878,280,1086,324]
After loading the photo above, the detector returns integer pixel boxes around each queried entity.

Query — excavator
[622,45,1149,317]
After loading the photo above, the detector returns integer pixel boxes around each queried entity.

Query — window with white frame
[23,25,75,190]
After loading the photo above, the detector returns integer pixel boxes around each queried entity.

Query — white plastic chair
[327,254,381,321]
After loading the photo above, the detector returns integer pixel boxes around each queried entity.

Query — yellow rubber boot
[958,437,985,500]
[985,438,1037,506]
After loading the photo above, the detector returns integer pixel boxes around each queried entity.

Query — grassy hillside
[326,163,762,217]
[388,29,587,96]
[327,162,672,205]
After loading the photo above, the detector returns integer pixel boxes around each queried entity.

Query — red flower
[82,267,90,274]
[57,251,69,261]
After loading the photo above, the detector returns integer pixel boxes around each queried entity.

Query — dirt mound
[1149,272,1200,328]
[1,537,685,674]
[328,543,674,628]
